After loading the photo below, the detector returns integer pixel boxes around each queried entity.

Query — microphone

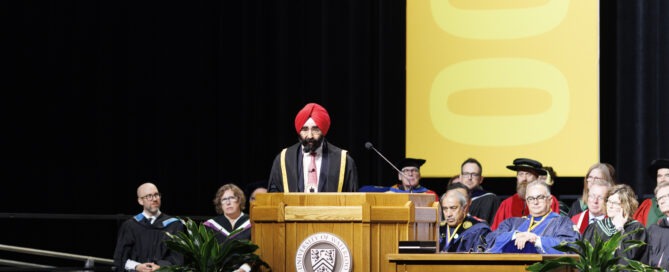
[364,142,410,181]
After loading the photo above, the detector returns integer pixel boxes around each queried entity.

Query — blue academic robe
[485,212,580,254]
[439,216,491,252]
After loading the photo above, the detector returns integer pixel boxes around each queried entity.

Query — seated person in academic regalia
[583,184,648,265]
[357,185,392,192]
[647,182,669,270]
[571,178,611,234]
[113,183,184,272]
[490,158,561,230]
[540,166,570,216]
[389,158,438,201]
[486,181,580,254]
[439,188,491,252]
[633,159,669,226]
[204,184,252,242]
[568,163,617,218]
[456,158,500,224]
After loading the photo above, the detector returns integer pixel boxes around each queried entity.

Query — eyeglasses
[606,200,621,206]
[140,193,161,200]
[587,194,604,201]
[221,196,238,203]
[586,176,605,182]
[525,195,548,203]
[461,172,481,179]
[402,168,419,174]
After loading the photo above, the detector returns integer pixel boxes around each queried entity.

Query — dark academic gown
[439,216,491,252]
[568,198,586,218]
[582,218,648,265]
[486,212,580,254]
[267,141,358,193]
[113,213,184,271]
[469,187,501,224]
[646,218,669,270]
[633,198,664,227]
[490,193,561,230]
[203,213,252,242]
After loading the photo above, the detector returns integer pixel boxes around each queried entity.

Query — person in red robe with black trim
[634,159,669,226]
[490,158,560,230]
[570,179,610,234]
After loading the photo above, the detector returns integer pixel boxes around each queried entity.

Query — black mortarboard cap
[506,158,547,175]
[397,158,426,170]
[648,159,669,176]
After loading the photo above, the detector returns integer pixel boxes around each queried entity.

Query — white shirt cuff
[239,263,252,272]
[125,259,140,271]
[534,236,544,252]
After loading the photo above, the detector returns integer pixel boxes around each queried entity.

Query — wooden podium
[250,193,439,272]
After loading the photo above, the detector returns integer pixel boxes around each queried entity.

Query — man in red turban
[267,103,358,193]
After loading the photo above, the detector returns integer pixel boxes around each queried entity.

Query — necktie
[307,152,318,192]
[144,217,153,225]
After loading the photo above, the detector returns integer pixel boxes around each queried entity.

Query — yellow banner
[407,0,599,177]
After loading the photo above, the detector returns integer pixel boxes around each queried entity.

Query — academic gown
[582,218,648,265]
[439,216,491,252]
[113,213,184,271]
[568,198,586,218]
[633,198,664,227]
[389,184,439,201]
[490,193,561,230]
[486,212,580,254]
[646,218,669,270]
[570,210,606,235]
[267,141,358,193]
[469,187,501,224]
[203,213,252,242]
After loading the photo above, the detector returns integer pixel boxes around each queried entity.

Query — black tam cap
[649,159,669,176]
[397,158,426,170]
[506,158,547,175]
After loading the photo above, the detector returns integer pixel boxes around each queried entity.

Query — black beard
[300,137,324,153]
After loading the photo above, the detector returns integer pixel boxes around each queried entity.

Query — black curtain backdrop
[1,0,667,266]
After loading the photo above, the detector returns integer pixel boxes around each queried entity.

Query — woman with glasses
[204,183,251,242]
[582,184,648,265]
[568,163,617,218]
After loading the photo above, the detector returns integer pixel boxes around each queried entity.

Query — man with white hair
[439,188,491,252]
[486,180,579,254]
[571,179,611,234]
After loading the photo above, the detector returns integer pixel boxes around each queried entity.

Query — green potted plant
[158,218,271,272]
[526,228,662,272]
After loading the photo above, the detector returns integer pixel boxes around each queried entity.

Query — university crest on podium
[296,232,352,272]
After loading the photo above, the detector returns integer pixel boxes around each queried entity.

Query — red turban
[294,103,331,136]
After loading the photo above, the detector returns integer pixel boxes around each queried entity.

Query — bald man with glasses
[113,183,184,272]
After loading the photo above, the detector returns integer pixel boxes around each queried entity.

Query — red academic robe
[633,198,659,226]
[571,211,590,234]
[490,193,561,230]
